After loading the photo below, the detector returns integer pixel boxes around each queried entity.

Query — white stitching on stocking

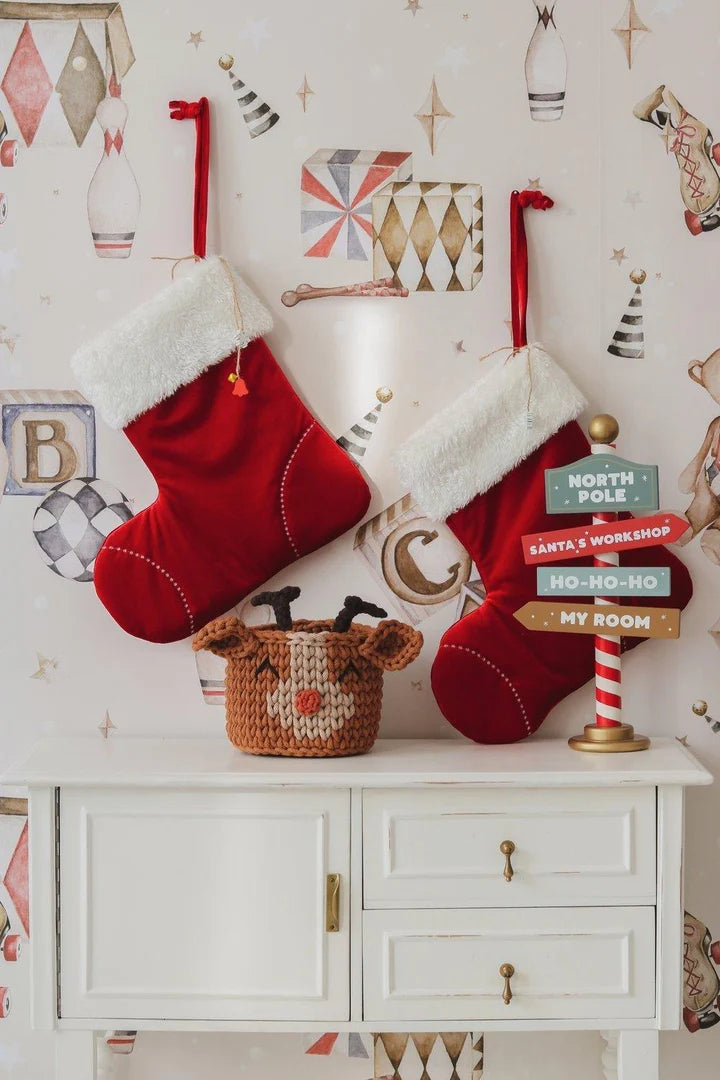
[101,546,195,634]
[280,424,314,558]
[441,643,532,736]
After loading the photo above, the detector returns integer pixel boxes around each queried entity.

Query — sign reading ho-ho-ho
[545,454,659,514]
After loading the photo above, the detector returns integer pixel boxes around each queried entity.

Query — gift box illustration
[0,2,134,148]
[301,148,412,261]
[372,181,483,292]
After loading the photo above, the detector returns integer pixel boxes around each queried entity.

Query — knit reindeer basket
[192,588,423,757]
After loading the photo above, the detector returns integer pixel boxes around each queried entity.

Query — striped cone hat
[608,270,645,358]
[225,67,279,139]
[337,388,392,463]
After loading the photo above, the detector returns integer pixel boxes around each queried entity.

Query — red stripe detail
[350,164,393,209]
[300,166,346,211]
[305,1033,339,1055]
[351,211,374,237]
[304,214,345,257]
[596,688,622,708]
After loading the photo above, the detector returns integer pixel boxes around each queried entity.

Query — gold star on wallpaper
[98,710,116,739]
[0,325,18,353]
[675,735,689,747]
[296,74,315,112]
[453,340,466,353]
[624,189,643,209]
[187,30,204,50]
[405,0,422,15]
[610,247,628,266]
[612,0,650,69]
[415,76,453,155]
[39,295,51,305]
[30,653,58,681]
[527,177,541,190]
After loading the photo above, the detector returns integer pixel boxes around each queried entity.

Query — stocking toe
[94,542,197,643]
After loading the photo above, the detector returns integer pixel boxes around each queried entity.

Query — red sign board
[522,513,688,566]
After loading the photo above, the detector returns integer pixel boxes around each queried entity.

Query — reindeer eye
[256,656,279,678]
[338,660,361,683]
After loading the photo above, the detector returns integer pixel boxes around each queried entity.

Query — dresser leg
[55,1031,96,1080]
[601,1031,659,1080]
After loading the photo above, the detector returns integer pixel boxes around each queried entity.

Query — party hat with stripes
[608,269,645,359]
[337,388,393,463]
[219,57,279,139]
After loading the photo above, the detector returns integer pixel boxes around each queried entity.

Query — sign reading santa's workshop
[544,454,659,513]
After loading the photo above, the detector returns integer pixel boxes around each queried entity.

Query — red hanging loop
[168,97,210,259]
[510,188,554,350]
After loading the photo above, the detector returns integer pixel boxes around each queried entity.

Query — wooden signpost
[514,601,680,638]
[516,413,683,754]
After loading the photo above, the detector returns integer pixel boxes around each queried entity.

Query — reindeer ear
[358,620,423,671]
[192,616,259,659]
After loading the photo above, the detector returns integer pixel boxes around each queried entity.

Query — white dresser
[4,737,711,1080]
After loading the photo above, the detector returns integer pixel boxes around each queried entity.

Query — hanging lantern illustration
[608,268,645,359]
[218,55,279,139]
[337,387,393,463]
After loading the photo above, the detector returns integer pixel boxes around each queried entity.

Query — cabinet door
[59,787,350,1021]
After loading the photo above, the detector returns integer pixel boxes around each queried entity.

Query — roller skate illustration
[0,899,22,1019]
[683,911,720,1032]
[0,108,18,168]
[634,85,720,236]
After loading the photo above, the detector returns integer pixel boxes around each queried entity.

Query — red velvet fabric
[93,339,371,642]
[430,420,693,743]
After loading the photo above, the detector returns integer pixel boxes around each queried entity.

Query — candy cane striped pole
[591,432,622,728]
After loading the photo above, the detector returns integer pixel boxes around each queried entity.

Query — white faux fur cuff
[394,344,586,521]
[71,256,273,429]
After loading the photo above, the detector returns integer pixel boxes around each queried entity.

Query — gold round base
[568,723,650,753]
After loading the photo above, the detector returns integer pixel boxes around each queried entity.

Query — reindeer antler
[252,586,301,631]
[332,596,388,633]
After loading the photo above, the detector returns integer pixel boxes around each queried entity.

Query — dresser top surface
[3,736,712,789]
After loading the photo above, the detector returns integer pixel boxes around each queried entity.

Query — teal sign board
[537,565,671,597]
[545,454,659,514]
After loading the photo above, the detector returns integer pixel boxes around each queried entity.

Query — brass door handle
[500,840,515,882]
[499,962,515,1005]
[326,873,340,932]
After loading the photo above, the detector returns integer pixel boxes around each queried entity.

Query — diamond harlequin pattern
[372,182,483,291]
[301,149,413,260]
[56,23,106,146]
[374,1033,480,1080]
[1,21,53,146]
[3,820,29,937]
[32,477,133,582]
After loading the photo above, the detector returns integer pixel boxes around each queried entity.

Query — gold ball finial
[588,413,619,444]
[376,386,393,404]
[692,699,708,717]
[218,54,234,70]
[630,267,647,285]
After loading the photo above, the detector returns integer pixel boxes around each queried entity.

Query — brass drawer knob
[499,962,515,1005]
[500,840,515,882]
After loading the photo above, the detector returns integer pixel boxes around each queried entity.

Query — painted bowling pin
[525,2,567,122]
[87,78,140,258]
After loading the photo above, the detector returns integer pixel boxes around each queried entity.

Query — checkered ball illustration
[32,478,133,582]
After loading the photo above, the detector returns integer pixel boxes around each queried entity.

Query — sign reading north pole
[545,454,659,513]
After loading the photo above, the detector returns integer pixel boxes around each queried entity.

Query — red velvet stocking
[71,100,370,643]
[395,191,693,743]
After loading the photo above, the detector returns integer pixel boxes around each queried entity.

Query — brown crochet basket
[192,588,423,757]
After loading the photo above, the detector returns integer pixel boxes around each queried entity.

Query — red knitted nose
[294,689,322,716]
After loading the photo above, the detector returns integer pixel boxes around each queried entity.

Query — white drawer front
[363,787,656,907]
[60,787,350,1022]
[363,907,656,1021]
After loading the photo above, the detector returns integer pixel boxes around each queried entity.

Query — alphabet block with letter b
[0,390,96,495]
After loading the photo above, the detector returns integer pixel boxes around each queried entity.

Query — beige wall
[0,0,718,1075]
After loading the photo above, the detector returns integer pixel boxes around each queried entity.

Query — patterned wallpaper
[0,0,719,1076]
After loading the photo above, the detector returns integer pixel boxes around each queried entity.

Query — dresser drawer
[363,907,656,1021]
[363,787,656,907]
